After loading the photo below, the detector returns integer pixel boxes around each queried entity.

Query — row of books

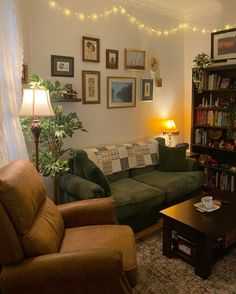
[203,168,235,192]
[207,74,231,90]
[195,128,207,145]
[195,110,229,127]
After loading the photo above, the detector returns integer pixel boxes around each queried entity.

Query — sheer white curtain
[0,0,28,168]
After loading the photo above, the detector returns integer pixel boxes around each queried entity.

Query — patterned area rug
[133,232,236,294]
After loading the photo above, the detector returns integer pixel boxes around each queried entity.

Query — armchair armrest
[1,249,128,294]
[57,197,118,228]
[186,158,198,171]
[59,174,105,200]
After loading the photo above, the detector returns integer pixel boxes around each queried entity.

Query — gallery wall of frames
[23,35,162,109]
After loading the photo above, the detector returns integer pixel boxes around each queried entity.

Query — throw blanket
[84,140,158,175]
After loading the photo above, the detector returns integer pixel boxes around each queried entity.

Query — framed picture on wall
[211,28,236,62]
[82,36,100,63]
[124,48,146,70]
[106,49,119,69]
[82,70,100,104]
[141,78,154,100]
[22,64,28,84]
[51,55,74,77]
[107,76,136,108]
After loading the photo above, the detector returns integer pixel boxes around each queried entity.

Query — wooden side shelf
[53,98,82,102]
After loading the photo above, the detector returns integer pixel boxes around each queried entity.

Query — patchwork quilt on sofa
[84,140,158,175]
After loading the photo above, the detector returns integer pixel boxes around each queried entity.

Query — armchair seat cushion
[60,224,137,287]
[133,170,205,202]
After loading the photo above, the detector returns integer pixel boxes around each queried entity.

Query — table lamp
[162,119,179,146]
[19,88,54,171]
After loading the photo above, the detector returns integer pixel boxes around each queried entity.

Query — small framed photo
[82,36,100,63]
[51,55,74,77]
[124,48,146,70]
[141,78,154,100]
[82,70,100,104]
[107,76,136,108]
[211,28,236,62]
[22,64,28,84]
[106,49,119,69]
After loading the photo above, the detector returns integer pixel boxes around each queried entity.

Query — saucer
[194,202,220,212]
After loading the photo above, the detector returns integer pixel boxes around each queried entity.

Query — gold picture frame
[107,76,136,108]
[124,48,146,70]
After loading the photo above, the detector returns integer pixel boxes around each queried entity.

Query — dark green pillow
[83,159,111,196]
[158,144,188,172]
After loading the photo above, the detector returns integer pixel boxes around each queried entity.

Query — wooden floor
[134,219,163,240]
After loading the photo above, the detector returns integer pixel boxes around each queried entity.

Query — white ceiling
[113,0,222,20]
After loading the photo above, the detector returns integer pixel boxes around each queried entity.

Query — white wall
[20,0,185,148]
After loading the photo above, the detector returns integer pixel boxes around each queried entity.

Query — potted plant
[192,52,211,93]
[20,74,86,202]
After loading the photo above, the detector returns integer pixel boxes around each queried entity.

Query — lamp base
[30,118,41,171]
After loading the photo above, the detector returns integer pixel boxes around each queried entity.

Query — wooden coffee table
[160,192,236,279]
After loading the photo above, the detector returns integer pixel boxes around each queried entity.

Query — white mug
[201,196,213,209]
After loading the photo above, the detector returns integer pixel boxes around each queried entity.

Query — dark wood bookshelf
[191,64,236,194]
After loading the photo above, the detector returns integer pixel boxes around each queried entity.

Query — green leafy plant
[20,75,86,178]
[29,73,75,101]
[193,53,211,93]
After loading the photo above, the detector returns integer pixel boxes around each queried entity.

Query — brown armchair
[0,159,137,294]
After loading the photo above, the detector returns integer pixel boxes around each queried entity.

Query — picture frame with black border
[22,64,28,84]
[51,55,74,77]
[141,78,154,100]
[107,76,136,108]
[106,49,119,69]
[211,28,236,62]
[82,36,100,63]
[82,70,100,104]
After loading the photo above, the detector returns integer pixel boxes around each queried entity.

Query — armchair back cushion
[0,160,64,262]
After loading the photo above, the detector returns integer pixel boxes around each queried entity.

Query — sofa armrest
[59,173,105,200]
[1,249,127,294]
[186,158,198,171]
[57,197,118,227]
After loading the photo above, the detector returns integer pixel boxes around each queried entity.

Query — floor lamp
[162,119,179,147]
[19,88,54,171]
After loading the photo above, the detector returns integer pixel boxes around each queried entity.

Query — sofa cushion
[110,178,165,219]
[158,144,188,172]
[133,170,205,202]
[83,159,111,196]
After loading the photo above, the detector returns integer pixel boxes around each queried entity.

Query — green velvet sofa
[59,138,205,232]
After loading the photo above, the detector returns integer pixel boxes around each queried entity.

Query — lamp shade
[163,119,179,134]
[19,88,54,117]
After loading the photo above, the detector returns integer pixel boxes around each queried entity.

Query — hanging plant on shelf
[192,52,211,93]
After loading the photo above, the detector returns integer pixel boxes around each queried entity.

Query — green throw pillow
[83,159,111,196]
[158,144,188,172]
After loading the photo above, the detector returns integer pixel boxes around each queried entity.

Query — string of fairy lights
[48,0,235,37]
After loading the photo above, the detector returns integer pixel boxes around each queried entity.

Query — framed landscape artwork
[51,55,74,77]
[107,76,136,108]
[82,36,100,63]
[106,49,119,69]
[124,48,146,70]
[141,78,154,100]
[211,28,236,62]
[82,70,100,104]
